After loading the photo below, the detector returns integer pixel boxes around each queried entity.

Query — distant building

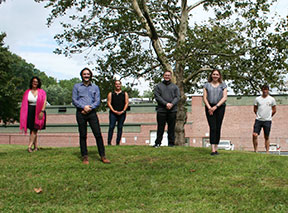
[1,95,288,151]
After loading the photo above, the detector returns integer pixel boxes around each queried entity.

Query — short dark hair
[208,69,223,83]
[261,85,269,90]
[80,67,93,80]
[164,70,172,75]
[29,76,42,89]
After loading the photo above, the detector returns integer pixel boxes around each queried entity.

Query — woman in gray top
[203,69,227,155]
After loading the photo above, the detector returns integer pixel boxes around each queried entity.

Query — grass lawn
[0,144,287,212]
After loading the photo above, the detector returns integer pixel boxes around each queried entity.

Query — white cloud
[19,51,84,80]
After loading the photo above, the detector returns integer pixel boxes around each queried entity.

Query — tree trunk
[174,0,188,146]
[174,63,187,146]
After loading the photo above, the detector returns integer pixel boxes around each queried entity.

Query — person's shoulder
[268,95,276,101]
[171,82,178,88]
[204,82,210,88]
[38,88,46,94]
[91,83,99,88]
[221,82,227,88]
[255,95,262,100]
[73,82,82,87]
[155,81,162,88]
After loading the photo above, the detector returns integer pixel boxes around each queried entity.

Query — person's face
[262,88,269,97]
[163,72,172,81]
[32,78,39,89]
[211,71,220,82]
[82,70,91,82]
[115,81,122,90]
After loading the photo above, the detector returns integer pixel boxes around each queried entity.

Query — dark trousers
[76,110,105,157]
[107,111,126,145]
[205,105,226,144]
[155,112,177,146]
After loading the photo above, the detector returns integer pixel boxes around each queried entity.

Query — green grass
[0,145,287,212]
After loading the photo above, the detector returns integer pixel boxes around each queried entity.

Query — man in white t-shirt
[252,85,276,153]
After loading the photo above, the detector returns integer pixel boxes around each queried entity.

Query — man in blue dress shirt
[72,68,110,164]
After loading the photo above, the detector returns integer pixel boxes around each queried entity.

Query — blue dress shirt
[72,82,101,109]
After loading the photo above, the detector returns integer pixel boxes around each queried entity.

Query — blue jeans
[107,111,126,145]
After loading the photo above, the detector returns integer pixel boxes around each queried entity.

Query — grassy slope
[0,145,287,212]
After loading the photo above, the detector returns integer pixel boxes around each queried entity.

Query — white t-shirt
[254,95,276,121]
[28,90,37,105]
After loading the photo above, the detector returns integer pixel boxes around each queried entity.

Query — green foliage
[35,0,288,95]
[0,145,288,212]
[142,90,154,99]
[42,84,70,105]
[0,33,25,124]
[122,85,140,98]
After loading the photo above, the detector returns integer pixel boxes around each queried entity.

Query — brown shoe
[82,155,89,165]
[28,147,33,153]
[101,156,111,164]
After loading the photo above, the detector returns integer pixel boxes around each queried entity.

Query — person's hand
[81,110,87,115]
[114,111,122,115]
[166,103,173,110]
[208,106,217,115]
[83,105,92,113]
[38,112,44,120]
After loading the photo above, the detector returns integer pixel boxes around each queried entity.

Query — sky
[0,0,287,94]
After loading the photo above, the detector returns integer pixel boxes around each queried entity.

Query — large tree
[36,0,288,145]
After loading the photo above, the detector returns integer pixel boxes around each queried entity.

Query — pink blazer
[20,89,46,133]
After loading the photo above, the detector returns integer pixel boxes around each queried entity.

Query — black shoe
[210,152,216,156]
[153,144,160,148]
[215,151,219,155]
[168,144,174,147]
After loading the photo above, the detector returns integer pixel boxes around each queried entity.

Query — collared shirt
[72,82,101,109]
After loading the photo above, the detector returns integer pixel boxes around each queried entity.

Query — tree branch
[137,64,162,77]
[187,0,208,12]
[196,52,245,57]
[106,6,134,13]
[183,66,213,84]
[131,0,173,73]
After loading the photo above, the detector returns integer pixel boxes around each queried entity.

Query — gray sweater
[154,80,180,112]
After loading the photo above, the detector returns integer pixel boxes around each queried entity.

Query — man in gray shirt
[153,70,180,147]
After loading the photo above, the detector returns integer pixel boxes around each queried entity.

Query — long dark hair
[29,76,42,89]
[208,69,223,83]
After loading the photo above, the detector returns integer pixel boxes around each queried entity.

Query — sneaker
[153,144,160,148]
[82,155,89,165]
[101,156,111,164]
